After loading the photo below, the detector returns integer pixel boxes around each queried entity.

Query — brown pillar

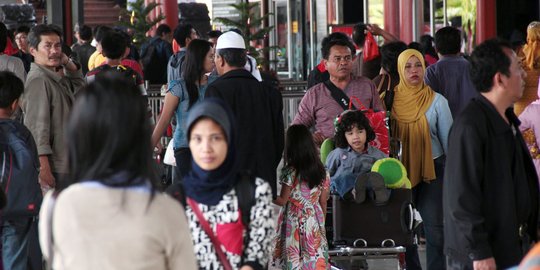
[384,0,399,39]
[400,0,414,44]
[144,0,155,36]
[162,0,178,30]
[64,0,73,45]
[476,0,497,44]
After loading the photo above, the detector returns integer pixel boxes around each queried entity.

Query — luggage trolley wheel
[381,239,396,247]
[353,238,368,248]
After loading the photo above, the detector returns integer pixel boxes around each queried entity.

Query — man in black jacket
[205,31,284,198]
[444,39,539,270]
[140,24,173,84]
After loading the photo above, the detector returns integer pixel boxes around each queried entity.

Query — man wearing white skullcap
[206,30,284,200]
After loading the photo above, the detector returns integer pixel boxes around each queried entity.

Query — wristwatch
[63,58,81,70]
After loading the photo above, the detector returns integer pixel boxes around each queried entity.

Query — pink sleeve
[518,106,533,132]
[292,90,315,128]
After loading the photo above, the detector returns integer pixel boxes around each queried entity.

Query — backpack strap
[234,171,256,265]
[0,143,10,209]
[376,73,390,95]
[235,171,256,228]
[324,80,357,111]
[0,144,11,187]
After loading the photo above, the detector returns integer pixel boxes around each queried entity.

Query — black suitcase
[332,188,414,248]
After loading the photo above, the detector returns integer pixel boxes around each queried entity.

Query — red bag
[363,32,380,62]
[349,96,389,154]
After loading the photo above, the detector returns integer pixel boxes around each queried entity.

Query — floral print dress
[272,167,330,270]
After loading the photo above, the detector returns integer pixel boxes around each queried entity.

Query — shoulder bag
[187,198,234,270]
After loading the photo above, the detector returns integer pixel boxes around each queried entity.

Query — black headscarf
[182,98,239,205]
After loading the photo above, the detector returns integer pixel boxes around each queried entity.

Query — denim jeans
[1,217,33,270]
[413,156,446,270]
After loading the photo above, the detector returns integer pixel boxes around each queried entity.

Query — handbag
[376,73,394,112]
[163,139,176,166]
[324,80,389,154]
[187,197,234,270]
[363,31,380,62]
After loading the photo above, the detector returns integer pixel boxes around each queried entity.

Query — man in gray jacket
[23,24,84,190]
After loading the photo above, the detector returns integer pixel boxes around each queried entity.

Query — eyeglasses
[330,55,353,63]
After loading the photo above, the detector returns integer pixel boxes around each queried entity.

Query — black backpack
[141,39,168,83]
[0,120,42,218]
[140,42,156,70]
[166,171,256,228]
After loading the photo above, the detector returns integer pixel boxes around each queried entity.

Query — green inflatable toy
[320,138,335,164]
[371,158,411,189]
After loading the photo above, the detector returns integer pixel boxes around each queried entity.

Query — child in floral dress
[272,124,330,270]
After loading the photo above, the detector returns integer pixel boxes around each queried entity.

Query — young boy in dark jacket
[0,71,42,270]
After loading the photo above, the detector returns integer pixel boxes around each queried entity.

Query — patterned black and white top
[185,177,274,270]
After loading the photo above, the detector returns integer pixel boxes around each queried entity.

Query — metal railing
[146,81,309,130]
[282,90,305,128]
[147,85,165,128]
[280,80,308,92]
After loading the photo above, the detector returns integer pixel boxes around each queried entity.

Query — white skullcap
[216,31,246,50]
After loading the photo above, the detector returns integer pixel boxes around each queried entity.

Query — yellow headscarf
[522,21,540,70]
[391,49,436,187]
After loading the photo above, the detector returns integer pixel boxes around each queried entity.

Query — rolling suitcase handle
[400,202,414,233]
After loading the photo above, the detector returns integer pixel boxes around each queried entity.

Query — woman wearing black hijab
[183,98,274,270]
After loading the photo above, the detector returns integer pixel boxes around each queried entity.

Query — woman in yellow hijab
[391,49,453,270]
[516,21,540,115]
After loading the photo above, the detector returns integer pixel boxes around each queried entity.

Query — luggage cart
[329,189,414,270]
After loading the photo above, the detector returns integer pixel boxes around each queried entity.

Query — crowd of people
[0,17,540,270]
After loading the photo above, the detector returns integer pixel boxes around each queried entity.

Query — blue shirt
[169,79,208,149]
[325,145,387,197]
[424,55,478,118]
[425,93,453,159]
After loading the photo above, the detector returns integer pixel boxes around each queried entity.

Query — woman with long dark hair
[151,39,214,179]
[39,74,197,270]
